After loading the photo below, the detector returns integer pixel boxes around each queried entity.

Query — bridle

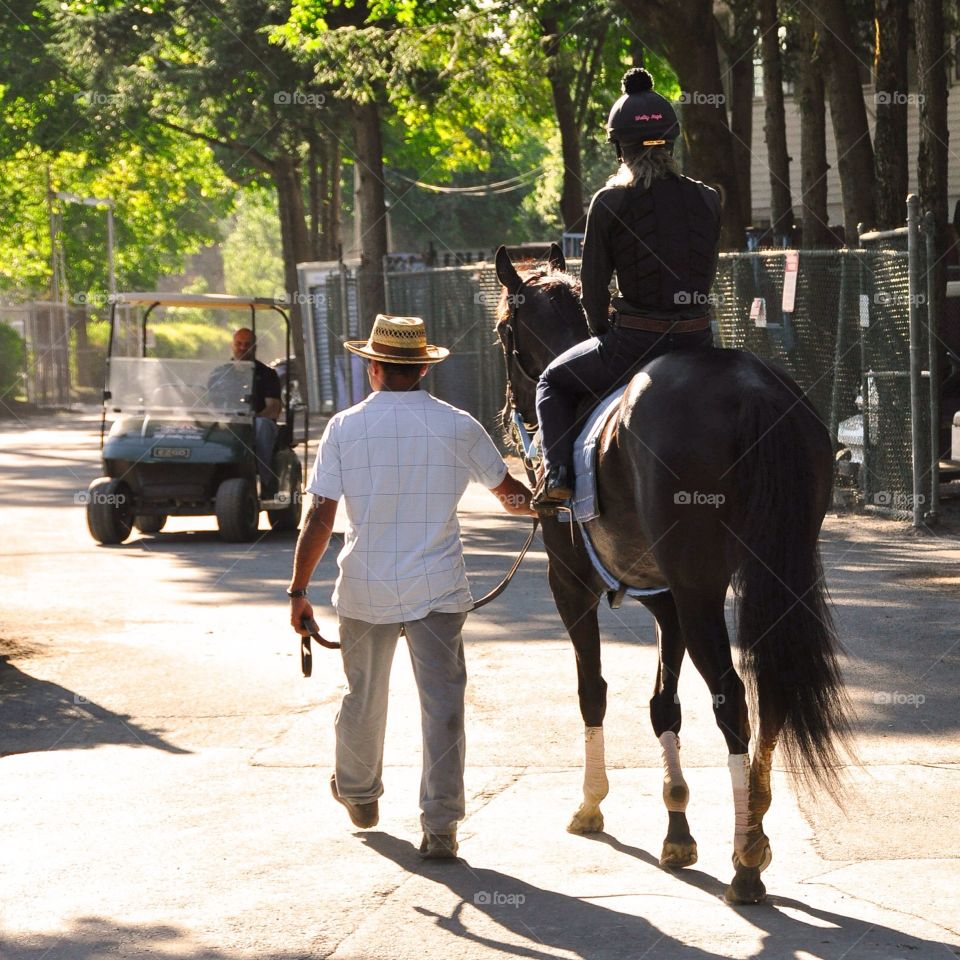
[497,274,585,479]
[496,280,543,481]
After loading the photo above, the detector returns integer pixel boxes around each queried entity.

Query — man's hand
[262,396,282,421]
[290,596,315,635]
[490,472,537,517]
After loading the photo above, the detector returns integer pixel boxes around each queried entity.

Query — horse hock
[567,726,609,834]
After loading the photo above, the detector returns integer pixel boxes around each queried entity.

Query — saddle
[539,386,669,607]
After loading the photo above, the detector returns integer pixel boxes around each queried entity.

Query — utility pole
[46,167,60,305]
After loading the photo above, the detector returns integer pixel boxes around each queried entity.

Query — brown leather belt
[615,313,711,333]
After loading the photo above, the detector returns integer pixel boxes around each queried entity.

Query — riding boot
[533,465,573,512]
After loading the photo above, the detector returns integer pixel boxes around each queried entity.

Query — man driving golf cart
[85,293,306,545]
[214,327,283,497]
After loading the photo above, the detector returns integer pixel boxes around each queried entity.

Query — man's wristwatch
[286,588,308,599]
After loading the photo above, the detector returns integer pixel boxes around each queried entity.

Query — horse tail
[731,373,852,795]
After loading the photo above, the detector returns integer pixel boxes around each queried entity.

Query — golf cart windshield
[107,357,255,420]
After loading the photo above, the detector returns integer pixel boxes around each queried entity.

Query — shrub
[152,322,232,360]
[0,323,26,398]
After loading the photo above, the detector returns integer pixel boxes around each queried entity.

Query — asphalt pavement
[1,411,958,959]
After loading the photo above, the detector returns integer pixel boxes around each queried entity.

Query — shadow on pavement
[0,918,304,960]
[362,832,721,960]
[0,655,190,756]
[586,831,959,959]
[364,832,958,960]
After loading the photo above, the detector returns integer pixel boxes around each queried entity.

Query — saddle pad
[572,385,630,522]
[570,384,669,600]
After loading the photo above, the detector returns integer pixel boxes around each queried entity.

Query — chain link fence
[298,243,936,521]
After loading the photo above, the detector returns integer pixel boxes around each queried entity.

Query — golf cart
[85,293,307,544]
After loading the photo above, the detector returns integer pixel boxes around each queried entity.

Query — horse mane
[494,268,582,327]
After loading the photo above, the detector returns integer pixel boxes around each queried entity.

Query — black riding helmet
[606,68,680,158]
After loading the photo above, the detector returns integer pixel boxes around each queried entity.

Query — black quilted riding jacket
[580,174,722,335]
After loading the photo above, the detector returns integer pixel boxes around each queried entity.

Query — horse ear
[495,245,522,294]
[547,242,566,273]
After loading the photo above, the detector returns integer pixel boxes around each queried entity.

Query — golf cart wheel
[86,477,134,545]
[216,478,259,543]
[135,514,167,534]
[269,461,303,532]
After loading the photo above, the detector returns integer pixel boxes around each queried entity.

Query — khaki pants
[334,610,468,834]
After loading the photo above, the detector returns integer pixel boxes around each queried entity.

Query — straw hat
[344,314,449,365]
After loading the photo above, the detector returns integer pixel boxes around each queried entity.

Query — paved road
[1,412,958,959]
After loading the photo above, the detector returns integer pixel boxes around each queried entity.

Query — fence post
[906,195,923,528]
[923,210,940,522]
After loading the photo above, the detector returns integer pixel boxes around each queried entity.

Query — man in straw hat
[287,314,534,859]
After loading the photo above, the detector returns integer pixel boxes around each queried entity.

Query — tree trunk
[274,154,311,362]
[916,0,949,376]
[729,55,754,228]
[353,98,388,324]
[873,0,908,230]
[797,15,832,248]
[308,132,322,260]
[618,0,744,248]
[540,15,586,233]
[811,0,875,243]
[716,0,756,228]
[321,139,342,261]
[759,0,794,243]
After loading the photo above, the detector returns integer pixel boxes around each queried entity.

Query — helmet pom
[622,68,654,95]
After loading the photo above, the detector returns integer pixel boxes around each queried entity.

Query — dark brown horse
[495,244,850,904]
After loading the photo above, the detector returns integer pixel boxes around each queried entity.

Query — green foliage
[150,322,232,360]
[222,189,285,298]
[0,322,26,397]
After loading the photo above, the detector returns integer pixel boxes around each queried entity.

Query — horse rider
[534,67,723,508]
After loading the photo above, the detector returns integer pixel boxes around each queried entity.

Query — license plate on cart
[153,446,191,459]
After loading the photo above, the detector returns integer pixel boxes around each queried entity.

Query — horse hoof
[732,842,773,873]
[659,838,698,869]
[567,807,604,834]
[724,865,767,905]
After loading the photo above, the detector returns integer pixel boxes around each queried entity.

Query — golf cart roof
[112,292,289,310]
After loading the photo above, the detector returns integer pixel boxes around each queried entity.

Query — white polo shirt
[307,389,509,624]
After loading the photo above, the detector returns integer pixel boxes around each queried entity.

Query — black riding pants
[535,325,713,474]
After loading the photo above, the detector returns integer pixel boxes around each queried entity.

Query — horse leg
[673,591,771,904]
[643,592,697,868]
[546,555,608,835]
[725,735,778,905]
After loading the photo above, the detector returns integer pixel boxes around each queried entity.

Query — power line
[388,165,544,196]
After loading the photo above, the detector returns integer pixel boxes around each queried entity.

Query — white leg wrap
[728,753,751,851]
[583,726,609,803]
[658,731,689,812]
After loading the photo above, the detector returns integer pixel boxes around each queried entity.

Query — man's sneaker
[329,774,379,829]
[419,831,459,860]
